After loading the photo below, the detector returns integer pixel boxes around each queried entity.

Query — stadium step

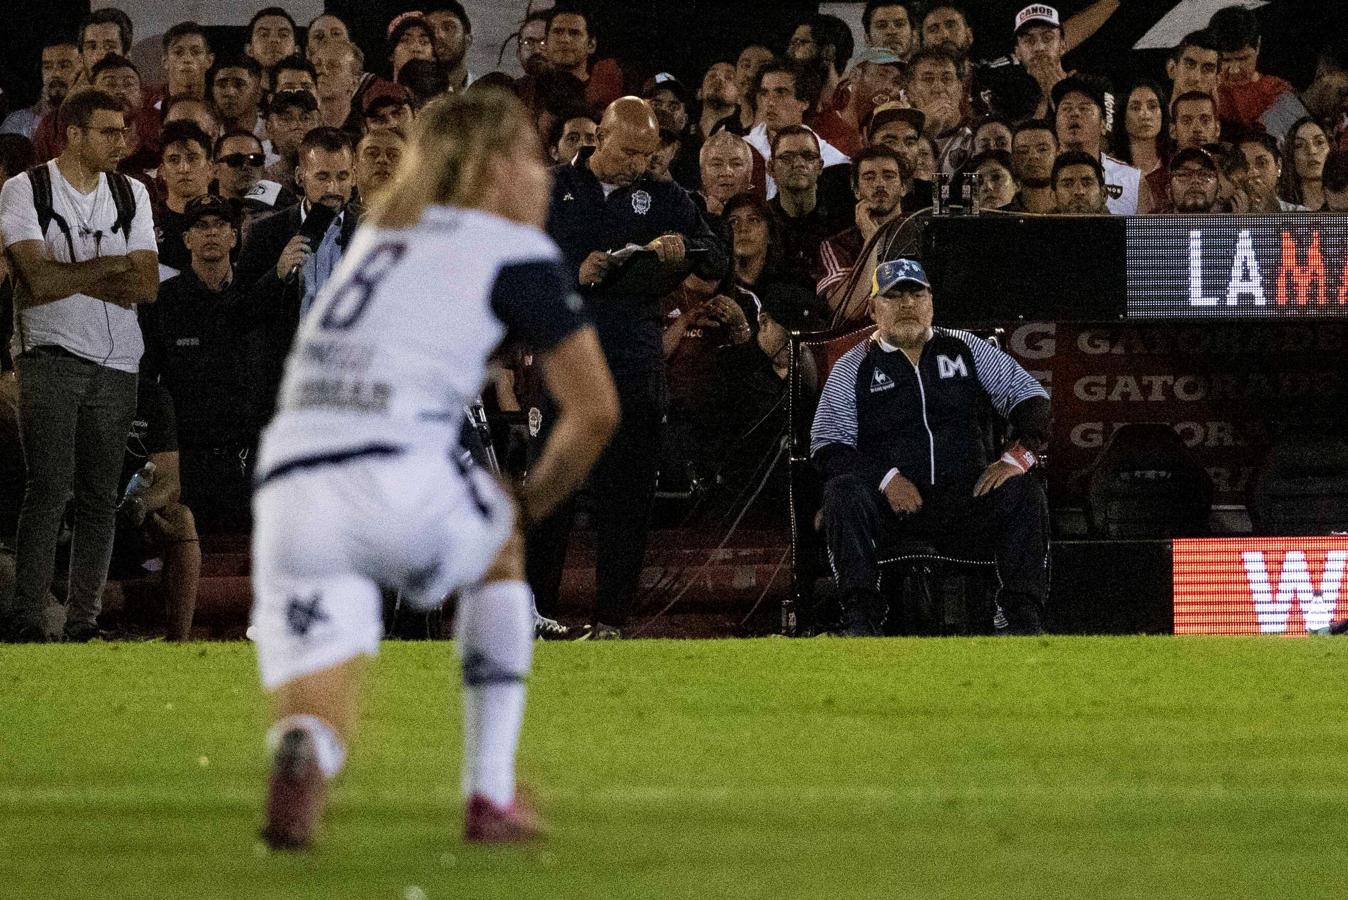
[99,529,793,639]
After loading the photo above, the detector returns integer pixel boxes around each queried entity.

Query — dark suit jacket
[234,202,359,422]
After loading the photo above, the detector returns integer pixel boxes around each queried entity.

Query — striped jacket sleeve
[810,340,886,481]
[947,328,1051,449]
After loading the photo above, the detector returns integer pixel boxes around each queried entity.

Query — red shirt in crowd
[1217,75,1295,130]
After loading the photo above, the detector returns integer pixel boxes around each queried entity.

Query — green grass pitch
[2,636,1347,899]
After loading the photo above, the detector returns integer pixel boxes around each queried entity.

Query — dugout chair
[785,325,1004,637]
[1248,435,1348,535]
[1080,423,1213,539]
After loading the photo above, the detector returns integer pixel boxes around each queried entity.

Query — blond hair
[367,87,532,230]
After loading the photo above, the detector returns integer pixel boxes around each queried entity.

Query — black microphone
[289,203,340,278]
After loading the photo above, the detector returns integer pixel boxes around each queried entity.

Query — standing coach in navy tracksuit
[811,259,1051,637]
[527,97,729,637]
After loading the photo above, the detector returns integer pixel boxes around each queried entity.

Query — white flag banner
[1134,0,1270,50]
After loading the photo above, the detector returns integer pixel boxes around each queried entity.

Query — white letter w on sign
[1241,550,1347,633]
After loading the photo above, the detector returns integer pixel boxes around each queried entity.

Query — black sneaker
[63,622,100,643]
[535,616,592,641]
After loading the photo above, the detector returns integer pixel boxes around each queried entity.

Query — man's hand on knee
[974,460,1025,497]
[882,471,923,514]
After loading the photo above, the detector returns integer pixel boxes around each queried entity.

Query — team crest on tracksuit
[631,190,652,215]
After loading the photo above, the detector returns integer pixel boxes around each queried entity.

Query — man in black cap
[1166,147,1221,214]
[812,258,1051,636]
[642,72,700,190]
[142,196,278,529]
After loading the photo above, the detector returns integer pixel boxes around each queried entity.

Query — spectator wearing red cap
[812,47,905,159]
[386,14,435,82]
[1207,5,1294,131]
[362,81,416,134]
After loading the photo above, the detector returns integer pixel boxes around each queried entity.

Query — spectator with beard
[1145,91,1219,205]
[263,90,320,186]
[158,22,214,105]
[423,1,474,92]
[549,113,598,164]
[1013,5,1068,117]
[1231,129,1305,212]
[818,146,907,313]
[862,103,932,211]
[213,130,294,227]
[236,127,358,419]
[1322,151,1348,212]
[311,40,364,136]
[1053,76,1148,214]
[541,6,624,116]
[863,1,917,63]
[770,126,851,282]
[1166,31,1221,108]
[696,130,754,220]
[209,56,267,140]
[516,11,549,77]
[642,73,700,189]
[973,116,1013,155]
[1165,147,1221,214]
[1011,118,1057,213]
[1207,5,1293,132]
[76,8,133,88]
[1052,149,1108,213]
[787,14,854,111]
[746,62,849,197]
[273,54,318,97]
[920,3,975,63]
[306,13,352,57]
[904,47,972,178]
[398,59,452,108]
[156,120,216,273]
[965,149,1020,211]
[353,127,404,212]
[1281,117,1331,210]
[727,43,775,134]
[246,7,299,89]
[812,48,905,159]
[1113,79,1169,179]
[1,39,79,139]
[696,62,739,142]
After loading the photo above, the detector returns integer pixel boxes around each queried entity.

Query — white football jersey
[256,206,584,478]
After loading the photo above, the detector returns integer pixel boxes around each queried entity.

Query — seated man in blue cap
[810,258,1052,636]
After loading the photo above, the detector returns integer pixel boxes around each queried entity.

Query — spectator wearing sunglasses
[213,130,295,230]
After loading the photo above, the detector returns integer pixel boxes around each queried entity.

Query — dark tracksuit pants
[820,471,1049,631]
[526,371,666,628]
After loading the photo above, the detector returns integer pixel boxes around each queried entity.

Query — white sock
[455,580,533,807]
[266,713,346,780]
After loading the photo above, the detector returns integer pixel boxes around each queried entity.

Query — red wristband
[999,442,1038,473]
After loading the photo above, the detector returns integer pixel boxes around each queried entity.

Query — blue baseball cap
[871,258,931,296]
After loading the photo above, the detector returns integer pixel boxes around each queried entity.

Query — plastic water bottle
[120,460,156,507]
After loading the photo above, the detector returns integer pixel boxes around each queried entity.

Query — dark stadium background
[4,1,1346,114]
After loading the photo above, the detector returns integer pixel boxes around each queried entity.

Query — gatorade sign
[1173,537,1348,634]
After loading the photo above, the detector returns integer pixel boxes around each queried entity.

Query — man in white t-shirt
[0,86,158,643]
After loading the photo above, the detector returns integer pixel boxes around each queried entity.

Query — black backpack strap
[25,164,76,261]
[107,172,137,238]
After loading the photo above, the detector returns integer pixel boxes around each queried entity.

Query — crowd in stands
[0,1,1343,640]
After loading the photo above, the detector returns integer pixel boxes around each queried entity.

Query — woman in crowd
[1112,79,1169,177]
[966,150,1020,211]
[1281,117,1331,210]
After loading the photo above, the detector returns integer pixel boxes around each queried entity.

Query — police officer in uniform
[811,259,1051,636]
[527,97,729,638]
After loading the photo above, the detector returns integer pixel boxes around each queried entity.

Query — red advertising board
[1173,537,1348,635]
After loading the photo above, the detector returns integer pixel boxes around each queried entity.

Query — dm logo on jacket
[937,354,969,379]
[631,190,652,215]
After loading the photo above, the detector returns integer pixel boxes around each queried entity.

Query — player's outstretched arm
[521,327,619,523]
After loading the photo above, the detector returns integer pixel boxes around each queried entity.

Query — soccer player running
[250,88,619,850]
